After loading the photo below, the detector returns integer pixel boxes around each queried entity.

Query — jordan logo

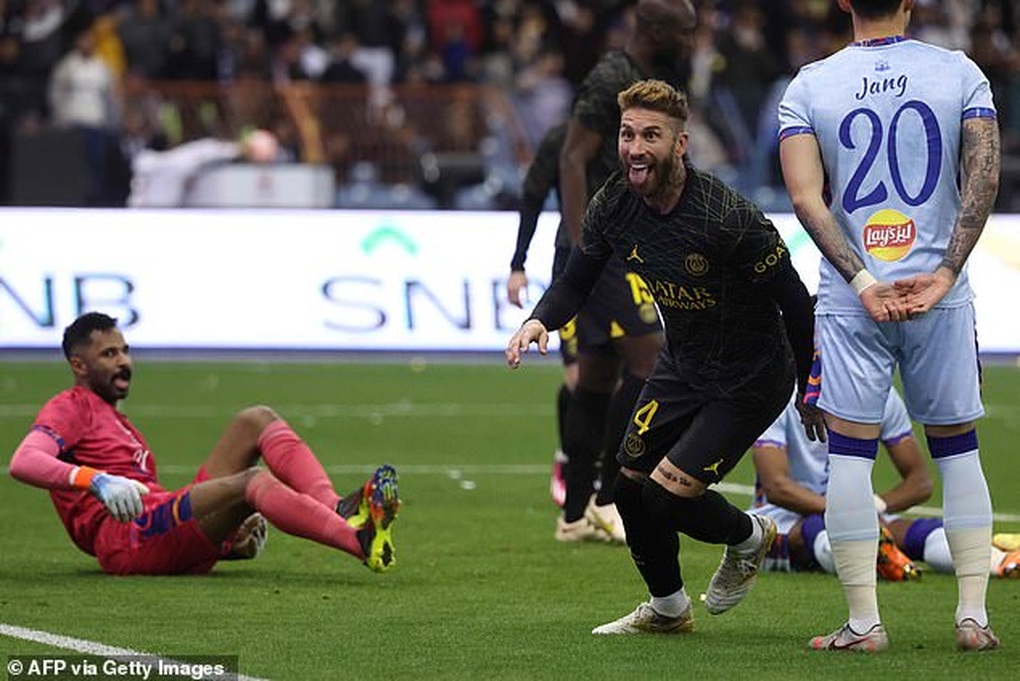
[703,458,724,477]
[627,245,644,264]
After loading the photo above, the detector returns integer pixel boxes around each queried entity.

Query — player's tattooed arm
[779,133,865,283]
[799,211,867,283]
[942,117,1000,275]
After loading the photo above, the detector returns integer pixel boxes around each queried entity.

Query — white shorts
[816,306,984,425]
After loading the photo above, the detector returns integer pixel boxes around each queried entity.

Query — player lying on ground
[9,312,400,575]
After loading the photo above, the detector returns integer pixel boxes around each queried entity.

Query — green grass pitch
[1,357,1018,679]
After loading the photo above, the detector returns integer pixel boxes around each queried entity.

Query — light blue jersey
[752,389,913,533]
[778,37,996,315]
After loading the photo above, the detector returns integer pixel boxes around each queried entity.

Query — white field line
[0,623,269,680]
[1,400,1017,420]
[3,465,1019,524]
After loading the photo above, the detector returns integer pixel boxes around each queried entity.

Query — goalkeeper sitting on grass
[9,312,400,575]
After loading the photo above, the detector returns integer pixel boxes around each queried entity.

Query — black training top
[531,167,814,394]
[571,50,649,197]
[511,123,570,272]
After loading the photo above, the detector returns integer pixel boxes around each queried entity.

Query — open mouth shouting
[627,160,654,189]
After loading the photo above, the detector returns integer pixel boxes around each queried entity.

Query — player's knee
[233,405,280,433]
[217,467,264,494]
[235,467,269,501]
[614,471,644,517]
[641,481,706,532]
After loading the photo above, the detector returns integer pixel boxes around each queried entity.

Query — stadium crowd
[1,0,1019,207]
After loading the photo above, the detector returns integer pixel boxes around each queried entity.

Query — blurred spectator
[4,0,1020,209]
[90,10,124,80]
[714,2,784,171]
[548,0,623,86]
[319,33,368,85]
[970,3,1020,146]
[478,11,515,88]
[514,48,571,147]
[116,0,172,79]
[127,128,279,207]
[911,0,971,50]
[49,22,118,205]
[271,25,327,82]
[167,0,223,81]
[343,0,400,88]
[17,0,70,121]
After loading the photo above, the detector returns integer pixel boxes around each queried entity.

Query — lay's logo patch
[863,209,915,262]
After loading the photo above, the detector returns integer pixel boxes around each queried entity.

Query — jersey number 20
[840,101,942,214]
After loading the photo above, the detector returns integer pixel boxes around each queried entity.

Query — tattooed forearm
[655,463,693,486]
[943,118,1000,274]
[799,211,866,282]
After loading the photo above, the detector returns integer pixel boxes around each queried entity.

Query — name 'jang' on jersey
[778,37,996,314]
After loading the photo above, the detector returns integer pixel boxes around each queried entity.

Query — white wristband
[849,270,877,295]
[874,494,888,514]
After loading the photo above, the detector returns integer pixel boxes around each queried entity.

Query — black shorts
[574,255,661,352]
[616,348,793,484]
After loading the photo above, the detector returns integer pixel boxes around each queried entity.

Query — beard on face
[91,366,132,404]
[624,147,678,201]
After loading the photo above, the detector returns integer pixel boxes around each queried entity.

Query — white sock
[813,530,835,573]
[990,547,1007,574]
[935,451,993,626]
[947,527,992,626]
[651,588,690,617]
[732,513,763,552]
[825,454,879,542]
[831,538,881,632]
[922,527,954,574]
[826,454,880,631]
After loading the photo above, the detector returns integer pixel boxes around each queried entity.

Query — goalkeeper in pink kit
[9,312,400,575]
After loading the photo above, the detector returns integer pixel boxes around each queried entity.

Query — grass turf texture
[1,358,1018,679]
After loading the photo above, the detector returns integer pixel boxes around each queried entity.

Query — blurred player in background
[751,356,1020,582]
[550,0,705,545]
[9,312,399,575]
[508,79,816,636]
[506,122,580,518]
[127,128,279,207]
[779,0,1001,652]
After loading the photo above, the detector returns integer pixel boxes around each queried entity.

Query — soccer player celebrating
[9,312,400,575]
[779,0,1001,652]
[507,79,816,635]
[550,0,701,545]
